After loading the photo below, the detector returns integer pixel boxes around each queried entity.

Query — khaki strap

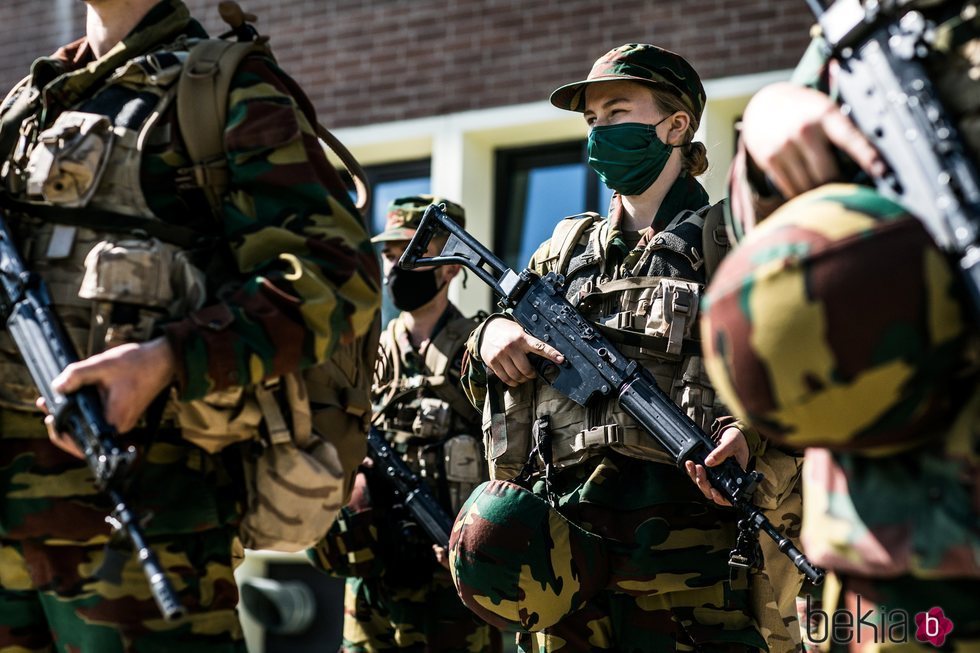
[587,275,668,297]
[548,214,598,276]
[665,286,694,356]
[421,315,480,418]
[177,39,372,217]
[701,200,730,280]
[254,382,291,446]
[284,373,313,447]
[551,422,674,466]
[317,123,371,216]
[177,40,260,213]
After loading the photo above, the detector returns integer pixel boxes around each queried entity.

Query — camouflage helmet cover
[550,43,706,128]
[371,194,466,243]
[449,480,608,632]
[701,184,970,453]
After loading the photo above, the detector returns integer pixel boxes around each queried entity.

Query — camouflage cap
[550,43,706,127]
[701,184,970,454]
[449,480,608,632]
[371,194,465,243]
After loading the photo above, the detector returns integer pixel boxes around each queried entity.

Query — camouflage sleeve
[461,315,498,412]
[711,414,765,459]
[164,56,381,400]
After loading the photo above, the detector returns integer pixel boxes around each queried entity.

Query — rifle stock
[399,203,825,585]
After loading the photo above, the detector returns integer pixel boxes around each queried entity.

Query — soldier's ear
[439,264,462,286]
[666,112,690,146]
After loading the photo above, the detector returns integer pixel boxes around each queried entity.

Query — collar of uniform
[392,302,463,365]
[602,174,709,267]
[605,173,708,254]
[652,173,709,232]
[37,0,204,112]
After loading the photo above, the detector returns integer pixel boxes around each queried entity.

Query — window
[362,159,432,237]
[355,158,431,327]
[494,141,612,270]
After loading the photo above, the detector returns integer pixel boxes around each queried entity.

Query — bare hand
[684,427,750,507]
[37,337,177,458]
[433,544,450,571]
[740,82,885,199]
[478,317,564,387]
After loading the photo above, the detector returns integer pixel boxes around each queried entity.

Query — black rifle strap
[0,195,217,250]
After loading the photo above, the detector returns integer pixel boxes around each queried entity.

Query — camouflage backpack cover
[170,7,379,552]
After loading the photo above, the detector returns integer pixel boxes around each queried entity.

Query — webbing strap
[549,214,598,275]
[176,39,372,217]
[177,40,263,215]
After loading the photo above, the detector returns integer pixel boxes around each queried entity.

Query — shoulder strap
[423,315,481,420]
[424,315,478,377]
[177,39,264,215]
[701,200,730,281]
[547,212,599,276]
[176,38,372,217]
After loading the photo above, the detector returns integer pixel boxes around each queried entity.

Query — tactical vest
[0,35,380,553]
[483,205,731,480]
[374,312,485,514]
[0,37,213,416]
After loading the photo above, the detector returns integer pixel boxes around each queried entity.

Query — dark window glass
[495,141,611,270]
[344,159,431,327]
[361,159,432,237]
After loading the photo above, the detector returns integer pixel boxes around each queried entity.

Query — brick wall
[0,0,812,128]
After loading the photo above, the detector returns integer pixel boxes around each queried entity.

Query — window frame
[494,139,609,269]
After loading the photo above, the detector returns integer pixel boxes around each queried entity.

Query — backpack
[171,4,380,553]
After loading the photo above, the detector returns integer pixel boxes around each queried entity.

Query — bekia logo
[805,595,954,647]
[915,607,954,647]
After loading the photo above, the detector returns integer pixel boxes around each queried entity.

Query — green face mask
[587,119,674,196]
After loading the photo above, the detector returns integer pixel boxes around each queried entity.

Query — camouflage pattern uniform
[706,5,980,650]
[0,1,379,651]
[454,44,769,653]
[309,197,494,653]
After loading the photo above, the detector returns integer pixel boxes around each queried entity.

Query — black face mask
[386,267,441,312]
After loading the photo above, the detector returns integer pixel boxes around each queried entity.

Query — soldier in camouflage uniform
[0,0,380,651]
[451,44,772,653]
[702,2,980,651]
[309,196,496,653]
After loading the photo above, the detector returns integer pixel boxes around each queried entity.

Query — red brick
[0,0,811,128]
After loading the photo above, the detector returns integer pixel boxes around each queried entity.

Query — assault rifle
[0,212,184,621]
[366,427,454,549]
[807,0,980,320]
[399,204,825,585]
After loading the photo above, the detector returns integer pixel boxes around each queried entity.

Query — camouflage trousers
[751,449,807,653]
[342,572,495,653]
[0,418,246,653]
[0,531,244,653]
[799,573,980,653]
[521,453,766,653]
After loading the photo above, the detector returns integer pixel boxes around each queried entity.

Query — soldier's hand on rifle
[433,544,451,571]
[741,82,885,199]
[479,316,564,387]
[684,426,750,507]
[37,337,178,457]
